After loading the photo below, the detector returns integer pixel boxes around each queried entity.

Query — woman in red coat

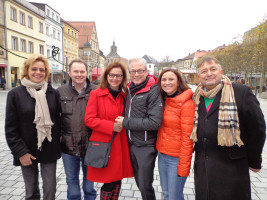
[84,62,133,199]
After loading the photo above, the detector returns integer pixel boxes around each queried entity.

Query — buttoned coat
[84,87,134,183]
[5,85,61,166]
[194,83,266,200]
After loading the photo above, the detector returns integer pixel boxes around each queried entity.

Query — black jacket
[57,78,97,157]
[194,83,266,200]
[123,76,164,146]
[5,85,61,166]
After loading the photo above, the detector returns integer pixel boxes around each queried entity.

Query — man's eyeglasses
[129,69,146,75]
[108,73,123,79]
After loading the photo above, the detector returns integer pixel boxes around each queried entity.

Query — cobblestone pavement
[0,89,266,200]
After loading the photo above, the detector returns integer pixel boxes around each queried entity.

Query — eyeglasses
[30,67,46,73]
[108,73,123,79]
[129,69,146,75]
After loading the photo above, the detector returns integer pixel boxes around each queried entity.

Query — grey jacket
[123,76,164,147]
[57,78,97,157]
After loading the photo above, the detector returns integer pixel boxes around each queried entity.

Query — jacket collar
[127,75,157,95]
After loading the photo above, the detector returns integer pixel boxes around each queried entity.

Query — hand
[249,167,261,173]
[19,153,36,166]
[115,116,124,127]
[113,122,122,132]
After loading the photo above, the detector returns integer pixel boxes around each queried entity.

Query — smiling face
[107,67,123,90]
[28,61,46,83]
[198,60,223,91]
[129,60,148,85]
[161,71,178,95]
[69,62,87,87]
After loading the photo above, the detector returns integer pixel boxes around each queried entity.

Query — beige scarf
[21,78,53,150]
[190,75,244,147]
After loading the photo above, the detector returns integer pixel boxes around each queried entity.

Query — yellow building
[0,0,8,81]
[61,19,79,80]
[5,0,46,88]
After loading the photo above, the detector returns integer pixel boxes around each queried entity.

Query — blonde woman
[5,55,61,200]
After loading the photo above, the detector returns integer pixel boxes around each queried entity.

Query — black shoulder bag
[84,132,118,168]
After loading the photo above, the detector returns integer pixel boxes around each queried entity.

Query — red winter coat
[156,89,195,176]
[84,87,134,183]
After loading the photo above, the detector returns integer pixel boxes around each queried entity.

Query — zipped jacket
[57,78,97,157]
[123,76,164,146]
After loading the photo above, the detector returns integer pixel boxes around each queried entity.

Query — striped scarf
[190,75,244,147]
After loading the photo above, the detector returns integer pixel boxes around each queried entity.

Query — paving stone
[120,189,134,197]
[0,187,16,195]
[10,188,24,196]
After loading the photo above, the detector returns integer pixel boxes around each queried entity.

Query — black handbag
[84,132,118,168]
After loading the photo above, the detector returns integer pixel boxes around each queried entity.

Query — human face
[161,71,178,95]
[69,62,87,86]
[129,60,148,85]
[107,67,123,90]
[198,60,223,91]
[28,61,46,83]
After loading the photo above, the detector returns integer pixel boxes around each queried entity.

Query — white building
[31,2,63,86]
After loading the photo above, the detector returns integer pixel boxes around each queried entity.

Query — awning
[0,64,8,68]
[92,68,102,76]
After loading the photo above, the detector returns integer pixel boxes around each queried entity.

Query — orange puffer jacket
[156,89,195,176]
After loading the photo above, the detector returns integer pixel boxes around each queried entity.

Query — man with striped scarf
[191,56,266,200]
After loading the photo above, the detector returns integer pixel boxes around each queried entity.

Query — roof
[143,55,158,64]
[181,50,208,61]
[67,21,95,48]
[61,18,79,32]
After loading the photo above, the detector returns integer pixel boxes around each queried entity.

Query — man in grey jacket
[57,59,97,200]
[116,58,163,200]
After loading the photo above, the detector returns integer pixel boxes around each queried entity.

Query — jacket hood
[127,75,158,94]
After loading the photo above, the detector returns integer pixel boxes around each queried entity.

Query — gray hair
[128,58,147,70]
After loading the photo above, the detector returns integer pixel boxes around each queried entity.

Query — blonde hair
[21,54,51,81]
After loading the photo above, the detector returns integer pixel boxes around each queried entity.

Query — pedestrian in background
[157,69,194,200]
[1,75,6,90]
[191,56,266,200]
[57,59,97,200]
[115,58,163,200]
[84,62,133,200]
[5,54,61,200]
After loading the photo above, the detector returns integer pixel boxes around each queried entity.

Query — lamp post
[87,51,90,79]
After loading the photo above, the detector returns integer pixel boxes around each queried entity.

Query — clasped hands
[113,116,124,132]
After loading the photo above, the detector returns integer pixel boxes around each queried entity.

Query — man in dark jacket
[57,59,97,200]
[116,58,163,200]
[1,75,6,90]
[191,56,266,200]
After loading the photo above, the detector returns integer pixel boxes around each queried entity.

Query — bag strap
[110,132,118,144]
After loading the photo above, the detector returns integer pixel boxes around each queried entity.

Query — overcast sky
[33,0,267,61]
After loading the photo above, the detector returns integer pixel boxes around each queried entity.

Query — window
[56,15,59,22]
[19,12,25,25]
[75,33,77,38]
[28,41,33,53]
[10,7,17,21]
[28,16,33,28]
[39,22,43,33]
[47,49,50,57]
[68,41,70,49]
[52,12,54,19]
[72,31,73,36]
[53,30,56,38]
[68,29,70,34]
[39,45,44,54]
[46,26,49,35]
[20,39,26,52]
[64,39,66,47]
[58,32,60,40]
[47,9,50,17]
[58,52,60,61]
[11,36,18,50]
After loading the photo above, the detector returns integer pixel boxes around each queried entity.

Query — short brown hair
[197,56,220,69]
[21,54,50,81]
[69,58,88,72]
[158,68,190,98]
[99,62,128,91]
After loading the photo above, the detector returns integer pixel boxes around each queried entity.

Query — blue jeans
[62,153,96,200]
[158,153,187,200]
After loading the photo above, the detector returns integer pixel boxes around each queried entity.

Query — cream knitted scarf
[21,78,53,150]
[190,75,244,147]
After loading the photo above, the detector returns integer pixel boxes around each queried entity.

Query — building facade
[5,0,45,88]
[61,19,79,81]
[0,0,7,82]
[31,2,63,86]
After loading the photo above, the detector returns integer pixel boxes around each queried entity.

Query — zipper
[145,131,147,141]
[127,86,136,141]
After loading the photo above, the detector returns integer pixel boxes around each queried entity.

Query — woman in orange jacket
[157,69,195,200]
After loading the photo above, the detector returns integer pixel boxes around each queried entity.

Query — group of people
[5,54,266,200]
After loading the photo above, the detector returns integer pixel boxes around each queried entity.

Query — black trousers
[129,144,158,200]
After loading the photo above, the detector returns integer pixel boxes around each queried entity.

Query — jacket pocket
[228,147,247,160]
[60,96,73,114]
